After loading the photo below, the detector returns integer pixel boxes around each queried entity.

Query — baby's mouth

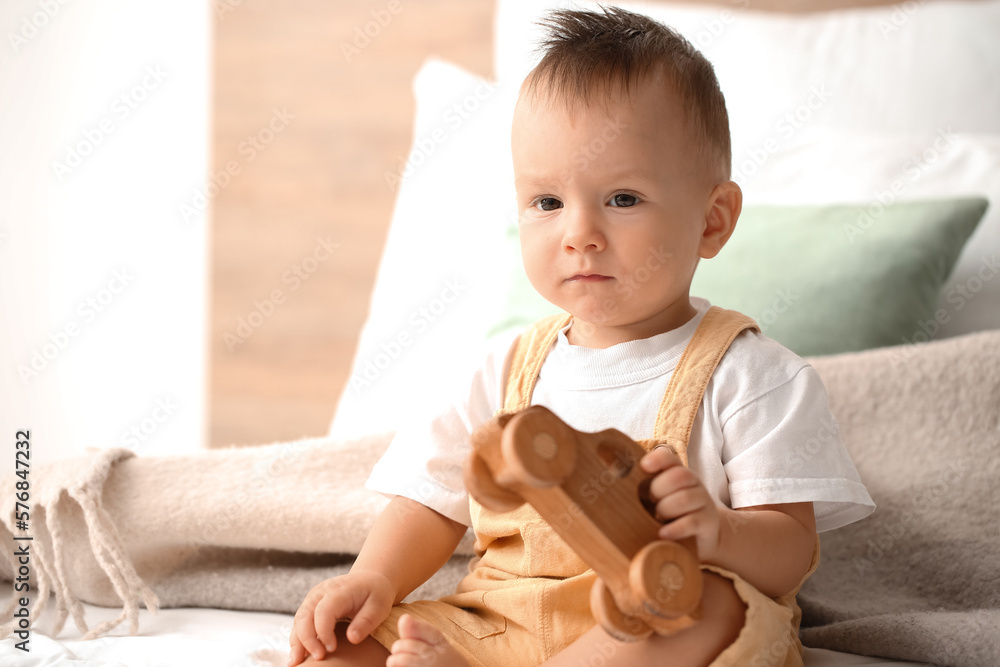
[567,274,613,282]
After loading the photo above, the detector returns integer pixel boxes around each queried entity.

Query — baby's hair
[522,4,731,180]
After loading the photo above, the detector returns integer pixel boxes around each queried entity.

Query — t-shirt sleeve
[721,364,876,533]
[363,332,516,526]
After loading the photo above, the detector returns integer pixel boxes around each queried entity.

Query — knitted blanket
[0,431,473,641]
[2,330,998,666]
[799,330,1000,667]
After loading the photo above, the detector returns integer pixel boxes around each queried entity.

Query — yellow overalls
[372,307,821,667]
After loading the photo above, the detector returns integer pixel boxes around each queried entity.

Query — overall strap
[501,313,573,413]
[652,306,759,466]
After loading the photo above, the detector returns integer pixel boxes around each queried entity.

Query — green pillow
[487,197,987,356]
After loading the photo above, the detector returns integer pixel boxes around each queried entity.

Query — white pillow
[329,59,520,438]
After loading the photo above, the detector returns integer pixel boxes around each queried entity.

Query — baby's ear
[699,180,741,260]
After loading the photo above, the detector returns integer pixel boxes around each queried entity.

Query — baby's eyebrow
[604,168,648,183]
[514,175,556,190]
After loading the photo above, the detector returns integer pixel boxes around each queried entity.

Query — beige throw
[0,431,474,641]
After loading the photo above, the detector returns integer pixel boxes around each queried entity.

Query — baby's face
[512,74,719,348]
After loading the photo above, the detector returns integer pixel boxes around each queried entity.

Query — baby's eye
[533,197,563,212]
[608,193,639,208]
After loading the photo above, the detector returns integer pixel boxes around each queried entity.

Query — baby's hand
[640,445,722,561]
[288,570,394,666]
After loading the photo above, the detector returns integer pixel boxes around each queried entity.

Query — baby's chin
[570,303,699,342]
[563,315,635,348]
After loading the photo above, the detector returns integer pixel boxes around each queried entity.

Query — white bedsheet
[0,598,936,667]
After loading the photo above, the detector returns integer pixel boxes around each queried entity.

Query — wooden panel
[210,0,494,446]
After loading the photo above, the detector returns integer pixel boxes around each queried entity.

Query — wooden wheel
[463,452,524,512]
[501,406,577,488]
[589,577,652,642]
[629,541,702,619]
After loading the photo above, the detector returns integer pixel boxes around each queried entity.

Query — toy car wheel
[501,407,577,488]
[629,541,702,619]
[463,452,525,512]
[589,577,652,643]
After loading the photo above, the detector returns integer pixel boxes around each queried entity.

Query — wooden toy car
[463,405,703,641]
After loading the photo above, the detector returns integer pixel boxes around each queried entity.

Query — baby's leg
[546,570,746,667]
[297,621,390,667]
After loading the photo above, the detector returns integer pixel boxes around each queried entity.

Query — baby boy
[288,6,874,667]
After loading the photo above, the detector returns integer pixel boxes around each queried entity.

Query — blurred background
[1,0,989,463]
[0,1,493,460]
[208,0,493,447]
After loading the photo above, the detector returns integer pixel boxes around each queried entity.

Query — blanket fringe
[0,454,159,641]
[72,485,159,639]
[46,495,89,636]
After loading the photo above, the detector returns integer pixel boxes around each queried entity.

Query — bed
[3,0,999,665]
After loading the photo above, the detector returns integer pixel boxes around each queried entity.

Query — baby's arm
[289,496,467,664]
[641,447,816,599]
[703,501,815,598]
[351,495,468,607]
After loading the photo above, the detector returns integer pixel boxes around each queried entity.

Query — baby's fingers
[287,631,309,667]
[293,599,333,663]
[647,464,699,505]
[653,486,706,523]
[344,590,392,644]
[640,444,681,473]
[312,591,360,654]
[657,511,701,541]
[655,499,722,558]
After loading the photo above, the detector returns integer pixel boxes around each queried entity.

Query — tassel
[72,486,159,639]
[45,495,89,636]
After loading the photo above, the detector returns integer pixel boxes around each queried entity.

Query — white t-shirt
[366,297,875,534]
